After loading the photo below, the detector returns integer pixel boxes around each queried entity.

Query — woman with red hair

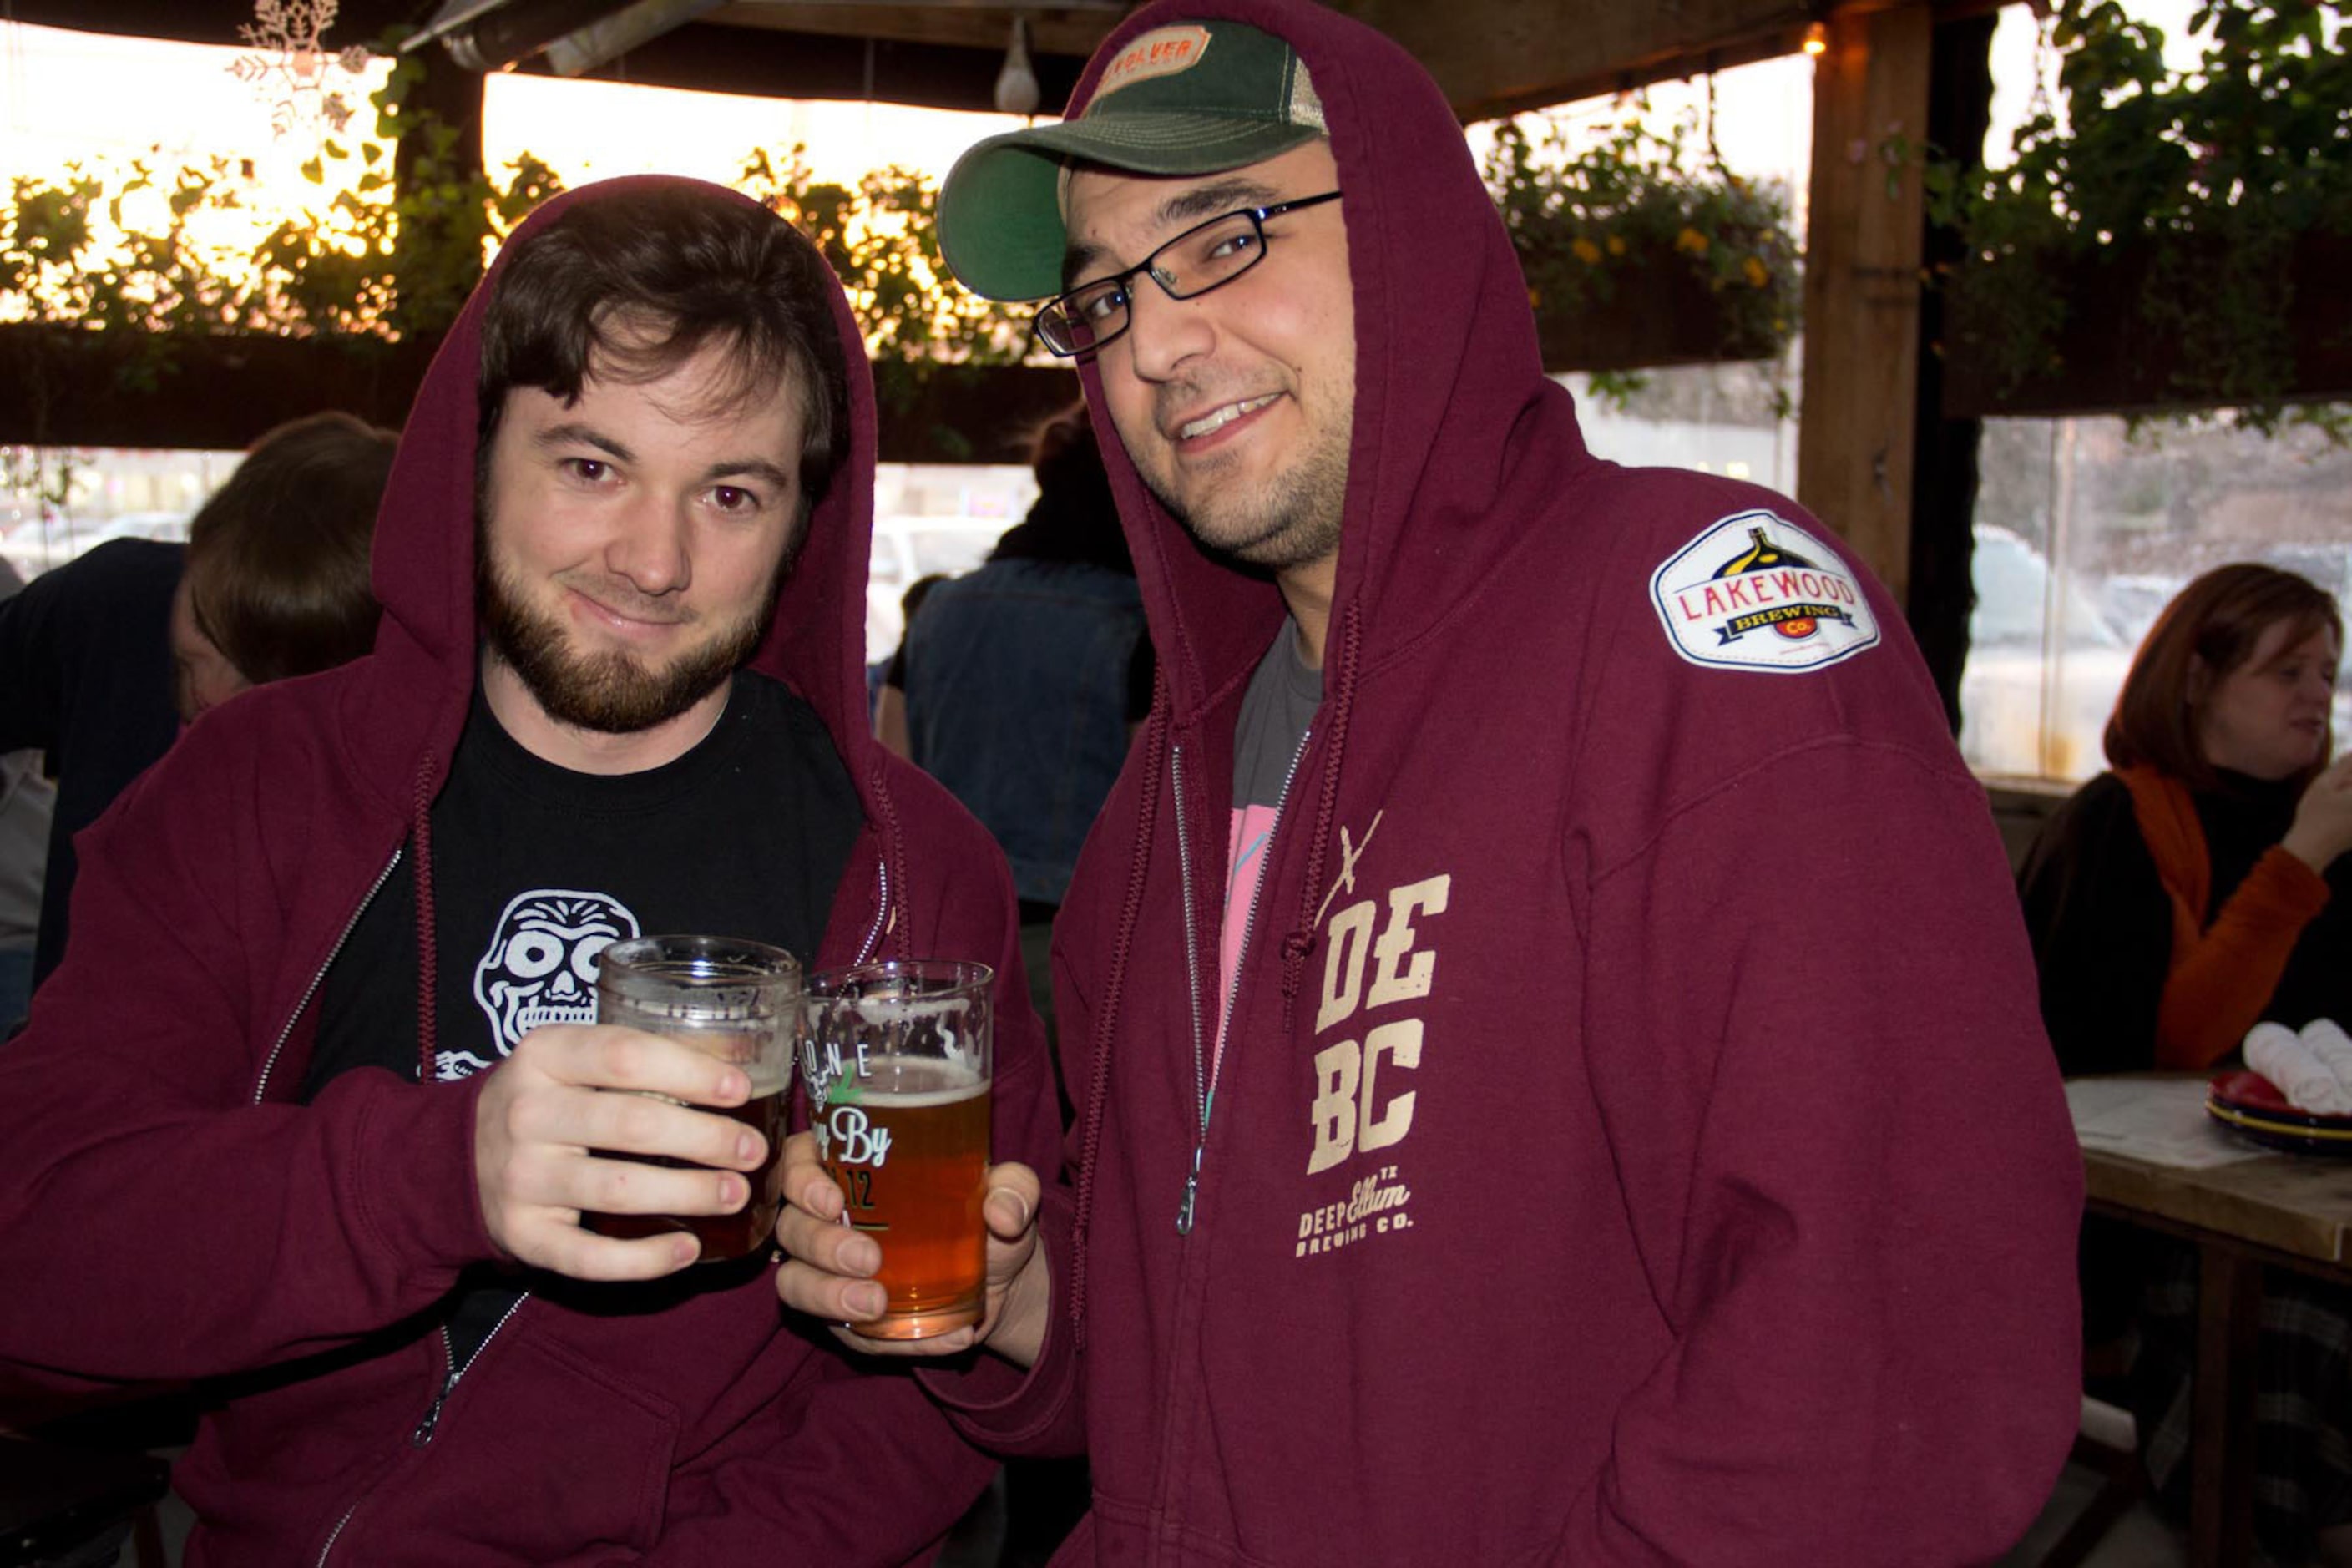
[2022,563,2352,1075]
[2020,562,2352,1563]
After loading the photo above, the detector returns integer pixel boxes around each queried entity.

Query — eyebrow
[1060,175,1284,289]
[535,423,796,493]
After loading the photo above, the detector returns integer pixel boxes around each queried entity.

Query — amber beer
[585,1051,791,1261]
[820,1061,990,1338]
[802,959,994,1340]
[584,935,799,1262]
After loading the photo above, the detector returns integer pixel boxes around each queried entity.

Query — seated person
[0,411,395,996]
[2019,561,2352,1564]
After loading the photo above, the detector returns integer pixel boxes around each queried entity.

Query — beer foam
[807,989,975,1025]
[863,1060,987,1106]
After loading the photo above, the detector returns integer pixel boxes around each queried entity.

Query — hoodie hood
[364,175,880,784]
[1064,0,1592,722]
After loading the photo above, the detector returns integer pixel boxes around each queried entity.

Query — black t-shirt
[303,669,862,1365]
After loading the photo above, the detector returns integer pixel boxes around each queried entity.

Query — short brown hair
[183,411,397,685]
[476,184,849,518]
[2104,563,2342,788]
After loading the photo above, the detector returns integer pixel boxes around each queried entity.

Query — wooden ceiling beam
[1328,0,1937,123]
[708,3,1128,59]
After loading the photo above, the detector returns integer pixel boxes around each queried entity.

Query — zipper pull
[411,1385,448,1448]
[1176,1142,1205,1234]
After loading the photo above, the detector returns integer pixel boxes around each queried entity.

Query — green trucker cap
[936,19,1327,301]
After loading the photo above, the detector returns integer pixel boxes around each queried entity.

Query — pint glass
[585,934,799,1262]
[801,960,993,1339]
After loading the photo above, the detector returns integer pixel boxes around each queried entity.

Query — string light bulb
[1803,21,1829,56]
[994,16,1041,117]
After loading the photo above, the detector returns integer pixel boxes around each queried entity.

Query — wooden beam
[709,3,1125,59]
[1332,0,1924,124]
[1795,5,1931,605]
[0,323,1073,464]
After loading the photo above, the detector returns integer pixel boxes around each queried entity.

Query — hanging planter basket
[1484,115,1801,377]
[1527,234,1795,373]
[1940,229,2352,420]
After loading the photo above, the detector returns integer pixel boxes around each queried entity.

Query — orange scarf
[2115,765,2208,969]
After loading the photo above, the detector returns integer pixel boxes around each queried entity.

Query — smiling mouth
[1176,394,1279,442]
[571,588,690,630]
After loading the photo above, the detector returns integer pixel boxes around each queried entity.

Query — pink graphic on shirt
[1218,803,1281,1053]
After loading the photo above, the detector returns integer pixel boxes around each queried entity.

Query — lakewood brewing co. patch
[1649,510,1881,674]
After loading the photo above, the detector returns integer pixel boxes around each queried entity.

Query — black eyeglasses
[1033,190,1343,359]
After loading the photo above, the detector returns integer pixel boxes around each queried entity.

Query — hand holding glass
[801,961,993,1339]
[584,934,798,1262]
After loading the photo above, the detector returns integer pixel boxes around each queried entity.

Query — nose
[1120,281,1212,385]
[606,493,692,597]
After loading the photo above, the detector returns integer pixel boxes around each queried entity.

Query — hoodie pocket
[374,1332,680,1560]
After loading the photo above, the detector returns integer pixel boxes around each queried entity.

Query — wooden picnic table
[2068,1072,2352,1566]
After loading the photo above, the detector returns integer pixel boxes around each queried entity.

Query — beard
[475,520,785,736]
[1121,393,1352,574]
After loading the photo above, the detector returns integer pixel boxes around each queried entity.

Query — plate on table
[2206,1070,2352,1156]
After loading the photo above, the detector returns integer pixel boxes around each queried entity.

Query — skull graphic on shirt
[455,889,641,1078]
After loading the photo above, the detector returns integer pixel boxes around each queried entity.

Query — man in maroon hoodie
[779,3,2087,1564]
[0,178,1058,1564]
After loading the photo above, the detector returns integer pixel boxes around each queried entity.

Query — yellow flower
[1606,235,1626,256]
[1675,226,1710,255]
[1571,236,1602,265]
[1743,255,1769,288]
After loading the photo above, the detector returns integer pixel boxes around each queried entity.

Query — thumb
[984,1184,1034,1240]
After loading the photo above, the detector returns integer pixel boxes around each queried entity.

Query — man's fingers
[980,1161,1040,1239]
[515,1222,701,1282]
[778,1131,843,1221]
[774,1200,880,1277]
[775,1259,889,1324]
[581,1156,751,1219]
[503,1080,764,1173]
[528,1024,752,1106]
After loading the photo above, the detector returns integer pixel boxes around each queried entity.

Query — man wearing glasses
[778,1,2088,1559]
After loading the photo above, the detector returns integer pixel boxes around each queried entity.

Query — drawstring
[410,752,440,1080]
[1279,604,1364,1003]
[1067,684,1169,1349]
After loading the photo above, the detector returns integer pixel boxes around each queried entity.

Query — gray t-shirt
[1217,620,1323,1035]
[1232,619,1322,812]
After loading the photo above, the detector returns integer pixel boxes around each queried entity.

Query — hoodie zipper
[1169,729,1312,1235]
[255,848,403,1105]
[316,1291,534,1563]
[411,1295,530,1448]
[854,857,890,964]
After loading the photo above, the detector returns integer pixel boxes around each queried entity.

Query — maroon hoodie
[927,3,2085,1562]
[0,178,1059,1565]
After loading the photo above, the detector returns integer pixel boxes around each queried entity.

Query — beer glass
[801,960,993,1339]
[586,934,799,1262]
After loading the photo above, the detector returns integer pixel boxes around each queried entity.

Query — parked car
[1958,526,2137,781]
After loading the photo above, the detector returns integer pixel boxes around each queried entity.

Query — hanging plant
[1480,107,1801,379]
[1926,0,2352,438]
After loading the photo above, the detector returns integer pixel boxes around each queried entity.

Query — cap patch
[1094,26,1215,103]
[1650,510,1880,673]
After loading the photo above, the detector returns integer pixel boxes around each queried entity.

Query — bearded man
[0,177,1057,1565]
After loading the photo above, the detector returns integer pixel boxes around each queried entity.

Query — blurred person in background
[0,554,53,1032]
[2020,562,2352,1564]
[0,410,394,997]
[902,405,1151,1043]
[872,569,948,757]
